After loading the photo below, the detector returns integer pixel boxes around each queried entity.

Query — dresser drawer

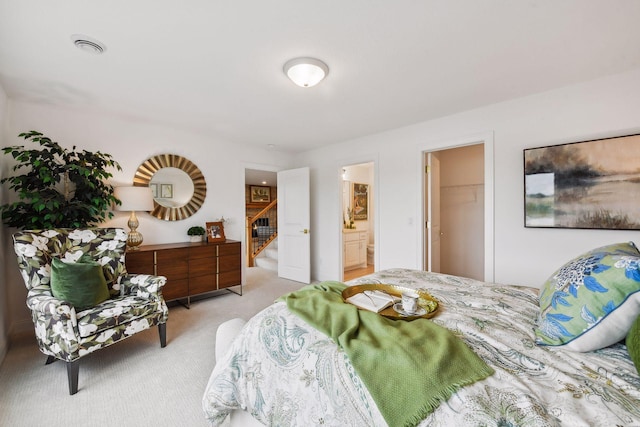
[189,274,216,295]
[189,245,216,259]
[218,242,241,256]
[218,254,241,273]
[162,278,189,301]
[218,270,241,288]
[189,256,215,277]
[156,248,189,279]
[125,251,154,275]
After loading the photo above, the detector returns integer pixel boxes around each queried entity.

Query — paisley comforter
[202,269,640,426]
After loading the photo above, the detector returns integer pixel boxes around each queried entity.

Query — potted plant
[0,131,121,229]
[187,226,206,242]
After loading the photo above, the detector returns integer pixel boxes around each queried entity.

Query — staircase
[254,239,278,272]
[247,199,278,267]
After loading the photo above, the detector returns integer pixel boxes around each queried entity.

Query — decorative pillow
[51,254,110,310]
[627,315,640,375]
[535,242,640,352]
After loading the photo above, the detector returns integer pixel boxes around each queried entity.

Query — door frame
[426,151,441,273]
[419,131,495,282]
[337,157,379,281]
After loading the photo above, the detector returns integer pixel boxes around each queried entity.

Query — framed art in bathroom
[352,183,368,221]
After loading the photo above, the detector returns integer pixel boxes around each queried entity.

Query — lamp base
[127,211,144,250]
[126,230,144,250]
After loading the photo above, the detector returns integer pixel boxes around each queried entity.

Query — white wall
[0,82,9,361]
[296,67,640,287]
[1,100,296,338]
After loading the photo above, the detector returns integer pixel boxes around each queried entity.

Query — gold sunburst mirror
[133,154,206,221]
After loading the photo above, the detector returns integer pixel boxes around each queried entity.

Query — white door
[277,167,311,283]
[427,153,441,272]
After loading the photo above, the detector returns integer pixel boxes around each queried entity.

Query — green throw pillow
[627,315,640,375]
[51,255,110,310]
[535,242,640,352]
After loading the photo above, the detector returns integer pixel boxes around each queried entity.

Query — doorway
[244,166,311,284]
[341,162,375,281]
[425,144,486,281]
[245,168,278,271]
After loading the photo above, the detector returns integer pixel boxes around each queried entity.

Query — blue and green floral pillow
[535,242,640,352]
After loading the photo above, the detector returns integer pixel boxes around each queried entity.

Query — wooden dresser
[125,240,242,306]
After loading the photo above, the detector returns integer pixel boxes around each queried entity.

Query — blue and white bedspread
[202,269,640,426]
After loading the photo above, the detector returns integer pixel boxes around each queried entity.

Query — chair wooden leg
[66,360,80,395]
[158,323,167,348]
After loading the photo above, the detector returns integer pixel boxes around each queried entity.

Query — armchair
[12,228,169,395]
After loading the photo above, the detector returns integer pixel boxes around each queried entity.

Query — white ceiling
[245,169,277,187]
[1,1,639,153]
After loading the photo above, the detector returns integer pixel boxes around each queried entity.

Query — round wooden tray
[342,283,439,320]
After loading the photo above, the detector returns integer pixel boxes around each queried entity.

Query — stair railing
[246,199,278,266]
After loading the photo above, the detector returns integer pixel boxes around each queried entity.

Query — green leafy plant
[187,226,206,236]
[0,131,122,229]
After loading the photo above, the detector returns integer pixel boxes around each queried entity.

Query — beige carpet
[0,267,305,427]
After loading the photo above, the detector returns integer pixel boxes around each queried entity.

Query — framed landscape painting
[250,186,271,203]
[524,133,640,230]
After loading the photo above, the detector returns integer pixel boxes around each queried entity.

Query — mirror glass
[149,167,194,208]
[133,154,207,221]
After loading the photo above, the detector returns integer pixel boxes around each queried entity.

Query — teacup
[401,290,419,313]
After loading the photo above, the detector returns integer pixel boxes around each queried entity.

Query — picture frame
[160,183,173,198]
[524,133,640,230]
[352,183,368,221]
[149,183,158,198]
[250,185,271,203]
[206,221,226,242]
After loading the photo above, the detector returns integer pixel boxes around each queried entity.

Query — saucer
[393,302,426,317]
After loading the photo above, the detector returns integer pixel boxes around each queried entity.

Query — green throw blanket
[279,281,494,427]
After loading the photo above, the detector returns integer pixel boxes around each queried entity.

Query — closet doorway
[425,144,485,281]
[341,162,375,281]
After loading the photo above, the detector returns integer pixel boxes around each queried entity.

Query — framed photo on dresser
[206,221,226,243]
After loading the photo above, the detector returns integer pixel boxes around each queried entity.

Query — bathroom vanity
[343,229,368,270]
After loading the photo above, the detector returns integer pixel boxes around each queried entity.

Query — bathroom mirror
[133,154,206,221]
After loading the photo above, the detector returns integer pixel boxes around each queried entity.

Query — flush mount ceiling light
[71,34,107,54]
[283,57,329,88]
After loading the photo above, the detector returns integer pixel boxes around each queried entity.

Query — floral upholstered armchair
[12,228,169,395]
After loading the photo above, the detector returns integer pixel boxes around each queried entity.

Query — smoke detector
[71,34,106,54]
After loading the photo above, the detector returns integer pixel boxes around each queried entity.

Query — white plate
[392,302,426,317]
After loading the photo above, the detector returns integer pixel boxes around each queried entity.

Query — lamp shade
[114,186,154,212]
[283,57,329,88]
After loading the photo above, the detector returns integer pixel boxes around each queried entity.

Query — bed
[203,261,640,426]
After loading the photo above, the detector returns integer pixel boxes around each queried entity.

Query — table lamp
[114,186,155,250]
